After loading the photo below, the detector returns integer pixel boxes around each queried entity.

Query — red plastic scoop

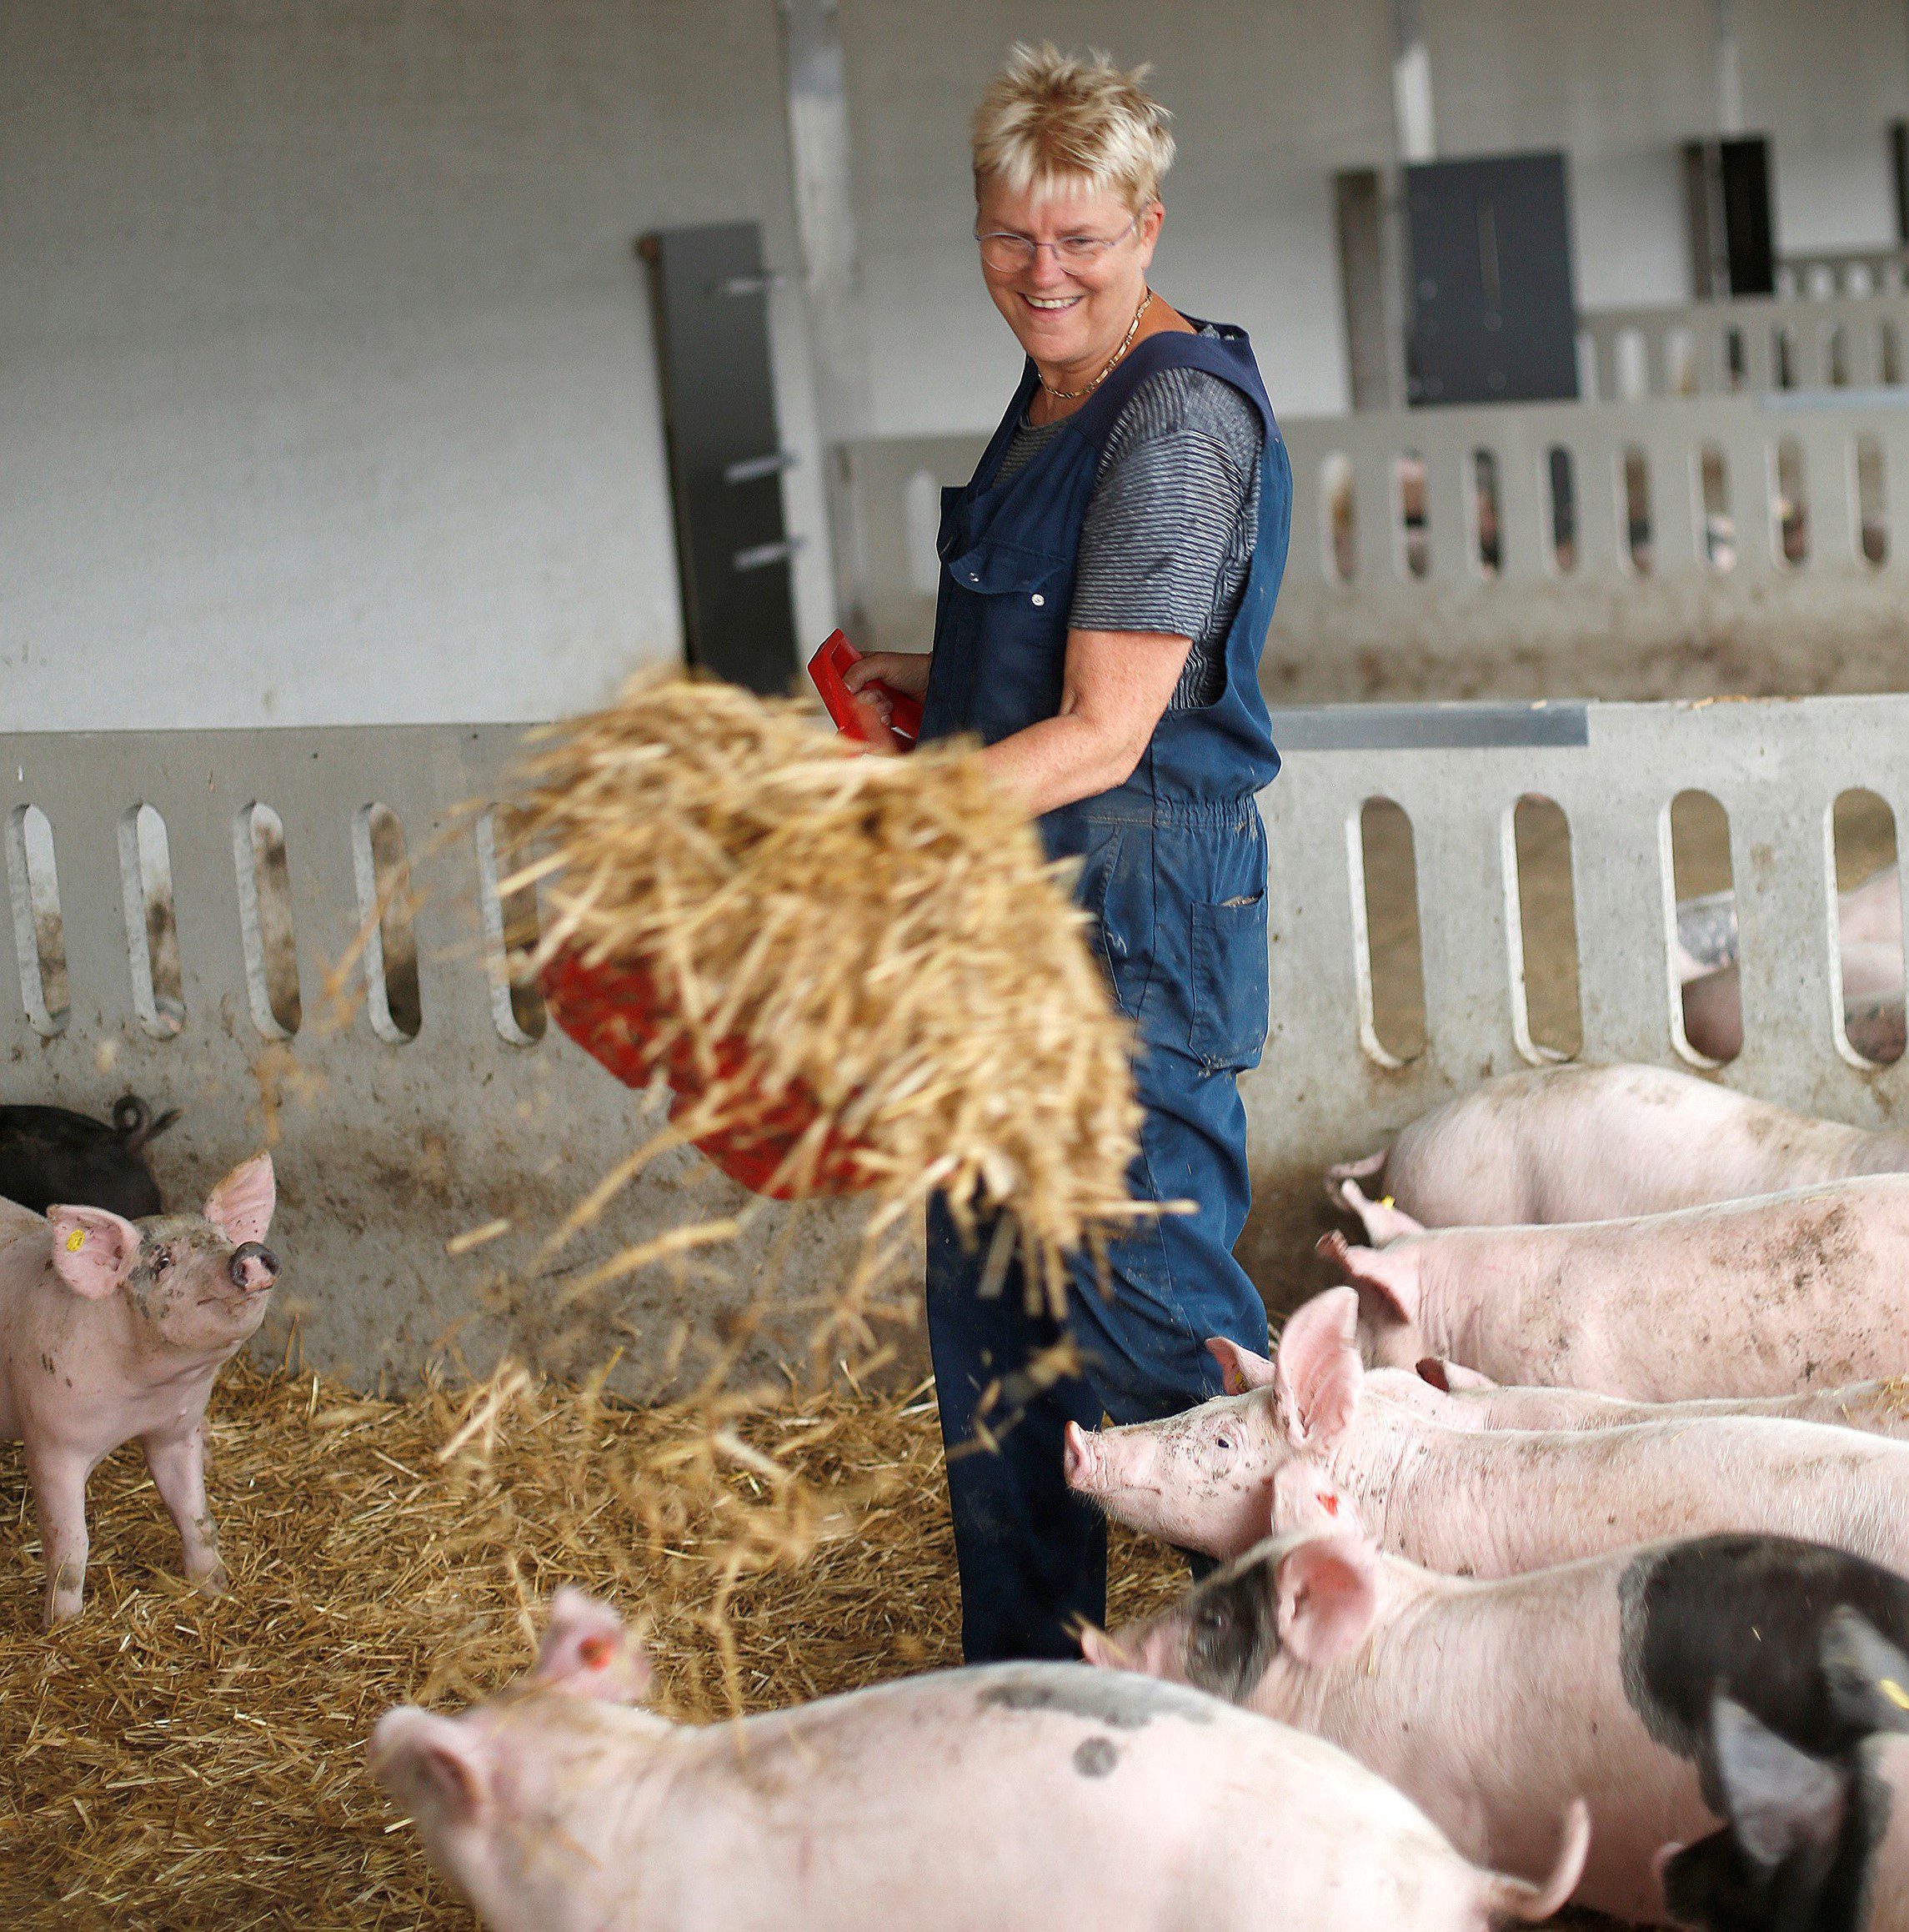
[542,948,869,1199]
[807,630,922,751]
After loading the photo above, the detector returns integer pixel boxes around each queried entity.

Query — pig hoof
[44,1594,83,1629]
[192,1561,231,1598]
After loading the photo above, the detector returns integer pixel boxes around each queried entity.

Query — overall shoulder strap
[1068,319,1276,454]
[967,360,1045,490]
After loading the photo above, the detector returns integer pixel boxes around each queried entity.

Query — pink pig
[1319,1174,1909,1400]
[0,1154,278,1627]
[1327,1062,1909,1228]
[371,1586,1586,1932]
[1407,1357,1909,1440]
[1064,1287,1909,1578]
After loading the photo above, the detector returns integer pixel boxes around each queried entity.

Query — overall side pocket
[1189,889,1270,1072]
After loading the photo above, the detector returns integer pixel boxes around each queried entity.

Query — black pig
[0,1096,179,1219]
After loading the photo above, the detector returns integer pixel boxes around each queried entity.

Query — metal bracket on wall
[639,222,802,695]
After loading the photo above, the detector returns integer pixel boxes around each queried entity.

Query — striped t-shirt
[994,325,1263,710]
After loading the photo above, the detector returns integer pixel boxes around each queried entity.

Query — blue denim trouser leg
[927,1038,1269,1662]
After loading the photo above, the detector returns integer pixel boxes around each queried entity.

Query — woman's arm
[981,626,1190,816]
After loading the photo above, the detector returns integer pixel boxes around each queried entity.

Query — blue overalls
[918,320,1291,1661]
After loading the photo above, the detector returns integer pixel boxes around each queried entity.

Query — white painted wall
[0,0,836,730]
[4,1,1908,730]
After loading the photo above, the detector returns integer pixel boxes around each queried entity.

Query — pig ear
[1273,1288,1362,1448]
[47,1207,143,1300]
[1205,1334,1275,1395]
[1079,1624,1120,1669]
[369,1707,492,1823]
[1316,1232,1420,1326]
[1710,1694,1848,1870]
[530,1586,651,1704]
[1419,1357,1498,1392]
[1821,1608,1909,1734]
[1274,1533,1379,1668]
[204,1155,275,1247]
[1332,1175,1426,1246]
[1271,1458,1365,1538]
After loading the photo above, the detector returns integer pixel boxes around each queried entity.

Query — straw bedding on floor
[0,1359,1189,1930]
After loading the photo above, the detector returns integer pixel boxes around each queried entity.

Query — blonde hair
[971,43,1175,213]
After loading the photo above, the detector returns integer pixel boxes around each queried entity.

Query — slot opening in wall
[477,805,548,1046]
[1666,327,1698,396]
[352,803,423,1043]
[1350,796,1426,1067]
[1666,789,1741,1066]
[1470,449,1502,577]
[1545,446,1577,573]
[1621,445,1653,574]
[1857,434,1888,566]
[118,803,184,1040]
[1698,444,1736,571]
[1826,323,1849,388]
[1614,326,1648,401]
[1724,326,1746,389]
[1773,324,1796,390]
[1774,436,1810,565]
[1395,453,1429,580]
[1881,320,1901,386]
[1829,789,1904,1068]
[5,804,68,1037]
[903,468,940,600]
[233,803,300,1039]
[1502,794,1582,1062]
[1320,452,1356,582]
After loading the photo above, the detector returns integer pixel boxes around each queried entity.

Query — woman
[846,43,1291,1663]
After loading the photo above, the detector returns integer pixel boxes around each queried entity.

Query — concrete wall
[6,2,1909,735]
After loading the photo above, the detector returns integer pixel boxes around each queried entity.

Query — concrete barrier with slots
[846,390,1909,700]
[3,699,1904,1376]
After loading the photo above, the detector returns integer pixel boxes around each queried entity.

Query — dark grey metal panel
[1268,702,1590,750]
[1405,151,1579,407]
[1684,138,1776,299]
[642,222,799,695]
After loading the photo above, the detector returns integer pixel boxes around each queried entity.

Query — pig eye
[152,1248,173,1274]
[1214,1435,1234,1452]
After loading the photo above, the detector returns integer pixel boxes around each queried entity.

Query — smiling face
[974,175,1161,385]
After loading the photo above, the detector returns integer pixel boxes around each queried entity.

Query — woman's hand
[841,651,932,733]
[842,649,931,745]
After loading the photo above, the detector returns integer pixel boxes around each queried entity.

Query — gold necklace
[1040,290,1155,400]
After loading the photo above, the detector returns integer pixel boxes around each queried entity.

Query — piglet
[1328,1063,1909,1228]
[1408,1358,1909,1442]
[1320,1174,1909,1400]
[1088,1527,1909,1925]
[0,1095,180,1220]
[0,1153,278,1627]
[371,1586,1586,1932]
[1064,1287,1909,1579]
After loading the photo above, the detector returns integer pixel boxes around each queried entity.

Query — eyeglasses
[975,211,1140,274]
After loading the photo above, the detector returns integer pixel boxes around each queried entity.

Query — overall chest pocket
[1189,890,1270,1072]
[942,537,1074,613]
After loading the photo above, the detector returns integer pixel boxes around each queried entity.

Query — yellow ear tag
[1380,1196,1395,1209]
[65,1229,85,1252]
[1881,1677,1909,1711]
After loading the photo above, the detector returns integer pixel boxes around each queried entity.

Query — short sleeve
[1070,368,1262,648]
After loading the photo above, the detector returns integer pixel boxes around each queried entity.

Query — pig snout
[229,1242,278,1292]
